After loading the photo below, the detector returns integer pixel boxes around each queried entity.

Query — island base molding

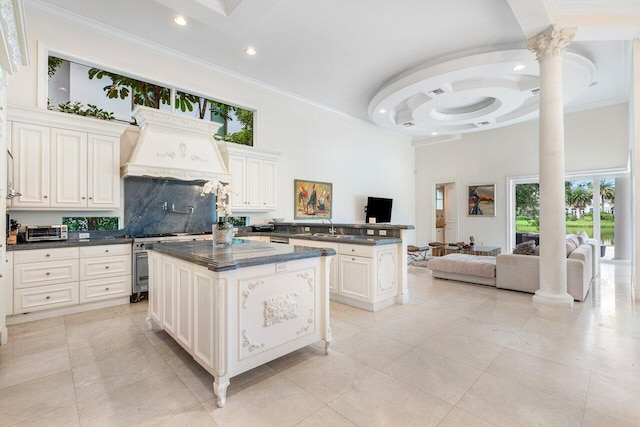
[147,251,332,407]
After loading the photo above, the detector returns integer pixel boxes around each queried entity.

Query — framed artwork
[294,179,333,219]
[468,184,495,216]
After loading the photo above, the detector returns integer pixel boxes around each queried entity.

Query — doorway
[434,182,457,244]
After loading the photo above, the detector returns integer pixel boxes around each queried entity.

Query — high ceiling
[27,0,640,139]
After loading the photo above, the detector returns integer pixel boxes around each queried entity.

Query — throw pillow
[566,239,577,256]
[568,235,580,247]
[577,230,589,244]
[513,240,536,255]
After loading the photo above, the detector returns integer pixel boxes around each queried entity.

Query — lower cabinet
[4,252,13,316]
[10,243,132,315]
[288,239,399,311]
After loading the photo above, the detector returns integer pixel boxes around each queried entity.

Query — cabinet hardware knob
[46,254,50,257]
[46,296,50,299]
[105,287,109,291]
[82,197,86,200]
[105,266,109,269]
[105,250,109,253]
[89,197,92,200]
[46,272,50,275]
[44,195,48,198]
[352,257,355,261]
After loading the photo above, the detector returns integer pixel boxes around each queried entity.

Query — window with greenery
[515,179,615,245]
[47,55,254,146]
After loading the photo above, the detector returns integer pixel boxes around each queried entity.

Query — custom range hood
[121,105,231,182]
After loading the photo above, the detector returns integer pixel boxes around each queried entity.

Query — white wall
[8,10,415,237]
[415,103,629,251]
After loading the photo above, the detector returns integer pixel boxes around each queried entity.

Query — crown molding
[25,0,410,142]
[0,0,29,73]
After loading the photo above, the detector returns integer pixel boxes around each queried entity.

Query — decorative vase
[213,222,234,246]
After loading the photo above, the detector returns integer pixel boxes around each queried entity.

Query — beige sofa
[496,237,597,301]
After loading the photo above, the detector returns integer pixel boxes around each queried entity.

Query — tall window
[47,55,254,146]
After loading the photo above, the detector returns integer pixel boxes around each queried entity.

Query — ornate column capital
[527,25,576,62]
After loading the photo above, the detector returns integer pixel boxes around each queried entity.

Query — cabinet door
[11,123,50,207]
[14,282,78,314]
[193,268,215,370]
[50,128,87,208]
[262,160,276,209]
[4,252,13,316]
[375,247,398,296]
[245,157,262,209]
[338,255,371,300]
[229,155,246,210]
[175,261,193,350]
[162,258,177,336]
[148,252,162,326]
[88,134,120,208]
[80,275,131,303]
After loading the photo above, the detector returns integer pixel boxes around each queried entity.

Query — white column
[633,39,640,301]
[527,26,575,308]
[614,176,631,260]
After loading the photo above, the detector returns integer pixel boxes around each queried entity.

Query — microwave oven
[25,225,68,242]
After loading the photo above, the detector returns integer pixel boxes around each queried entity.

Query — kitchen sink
[310,233,358,239]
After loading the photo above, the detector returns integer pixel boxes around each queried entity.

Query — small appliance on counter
[25,224,68,242]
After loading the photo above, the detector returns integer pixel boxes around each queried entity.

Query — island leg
[213,377,230,408]
[324,338,333,355]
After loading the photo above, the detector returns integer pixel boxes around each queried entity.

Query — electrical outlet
[379,230,387,236]
[79,232,90,239]
[367,229,374,235]
[304,227,310,232]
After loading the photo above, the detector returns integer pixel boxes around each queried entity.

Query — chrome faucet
[325,218,337,235]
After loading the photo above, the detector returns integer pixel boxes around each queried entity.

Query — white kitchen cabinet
[4,253,13,316]
[51,128,87,208]
[8,107,127,211]
[288,239,399,311]
[11,122,50,208]
[9,243,132,316]
[162,257,176,335]
[338,255,371,300]
[13,247,80,314]
[289,238,338,292]
[218,142,280,212]
[78,244,131,303]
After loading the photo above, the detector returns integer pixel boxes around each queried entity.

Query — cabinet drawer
[80,255,131,280]
[338,243,374,257]
[14,282,78,314]
[80,276,131,303]
[14,260,79,289]
[13,247,79,264]
[80,244,131,258]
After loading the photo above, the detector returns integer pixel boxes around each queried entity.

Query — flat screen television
[366,197,393,223]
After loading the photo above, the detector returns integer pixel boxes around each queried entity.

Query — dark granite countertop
[148,239,336,271]
[7,237,132,251]
[235,231,401,245]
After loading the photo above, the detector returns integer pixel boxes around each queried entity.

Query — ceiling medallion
[368,49,595,138]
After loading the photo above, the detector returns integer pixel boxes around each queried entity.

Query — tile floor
[1,261,638,426]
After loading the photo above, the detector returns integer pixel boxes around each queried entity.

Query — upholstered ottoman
[428,253,497,286]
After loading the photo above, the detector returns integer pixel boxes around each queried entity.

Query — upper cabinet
[8,106,129,211]
[217,142,280,212]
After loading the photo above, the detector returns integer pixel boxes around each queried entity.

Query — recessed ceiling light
[173,15,187,26]
[244,47,257,56]
[378,108,386,114]
[431,131,438,136]
[512,64,525,71]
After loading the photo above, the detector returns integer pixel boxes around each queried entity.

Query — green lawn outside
[516,219,615,245]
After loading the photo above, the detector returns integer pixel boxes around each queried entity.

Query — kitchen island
[146,239,334,407]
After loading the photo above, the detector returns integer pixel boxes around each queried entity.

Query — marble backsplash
[124,177,214,236]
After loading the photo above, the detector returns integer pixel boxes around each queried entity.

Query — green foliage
[214,106,254,146]
[53,101,115,121]
[62,216,119,231]
[565,183,592,208]
[515,183,539,218]
[88,68,173,109]
[48,56,64,78]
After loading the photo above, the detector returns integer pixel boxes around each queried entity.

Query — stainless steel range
[132,233,212,302]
